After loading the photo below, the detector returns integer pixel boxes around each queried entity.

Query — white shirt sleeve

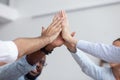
[76,40,120,63]
[0,40,18,63]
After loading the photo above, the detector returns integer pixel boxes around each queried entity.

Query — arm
[0,49,46,80]
[0,44,57,80]
[71,49,104,80]
[13,36,49,58]
[77,40,120,63]
[61,10,120,63]
[0,14,63,64]
[0,56,35,80]
[0,11,64,79]
[14,15,63,58]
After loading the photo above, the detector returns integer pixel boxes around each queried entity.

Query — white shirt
[0,40,18,63]
[71,49,115,80]
[77,40,120,63]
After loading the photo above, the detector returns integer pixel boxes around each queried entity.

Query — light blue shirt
[18,76,39,80]
[71,49,115,80]
[77,40,120,63]
[0,56,35,80]
[18,76,25,80]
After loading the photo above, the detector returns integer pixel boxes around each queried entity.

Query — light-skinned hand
[41,13,64,43]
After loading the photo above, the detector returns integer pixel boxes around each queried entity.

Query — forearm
[77,40,120,63]
[71,49,102,79]
[0,56,35,80]
[13,36,50,58]
[26,41,57,65]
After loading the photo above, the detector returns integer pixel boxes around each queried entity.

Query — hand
[61,10,71,42]
[61,10,77,52]
[52,11,71,43]
[41,13,63,43]
[46,32,76,53]
[50,32,75,48]
[64,32,77,53]
[49,33,64,47]
[44,33,64,52]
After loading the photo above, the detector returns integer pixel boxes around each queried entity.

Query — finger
[61,10,64,18]
[63,10,67,18]
[42,26,46,33]
[61,10,68,23]
[56,11,62,19]
[50,18,63,27]
[71,32,76,37]
[52,26,62,41]
[50,16,60,26]
[62,10,67,18]
[56,11,62,20]
[52,19,63,29]
[58,28,62,34]
[59,10,63,18]
[55,27,62,37]
[47,17,60,30]
[53,25,62,34]
[53,13,59,21]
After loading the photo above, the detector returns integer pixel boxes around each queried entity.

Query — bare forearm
[13,36,50,58]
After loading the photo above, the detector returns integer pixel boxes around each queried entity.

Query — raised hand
[49,33,64,47]
[61,10,77,52]
[61,10,71,42]
[41,13,63,43]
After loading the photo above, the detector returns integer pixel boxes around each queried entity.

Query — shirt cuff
[76,40,89,50]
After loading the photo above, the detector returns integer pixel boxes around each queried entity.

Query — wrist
[45,44,55,51]
[66,43,76,53]
[65,36,77,45]
[41,46,54,55]
[64,38,77,53]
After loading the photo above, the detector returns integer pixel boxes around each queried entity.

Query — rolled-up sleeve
[0,40,18,63]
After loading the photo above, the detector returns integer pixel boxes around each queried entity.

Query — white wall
[10,0,120,17]
[0,1,120,80]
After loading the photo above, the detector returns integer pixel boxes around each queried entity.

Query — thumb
[71,32,76,37]
[42,26,46,33]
